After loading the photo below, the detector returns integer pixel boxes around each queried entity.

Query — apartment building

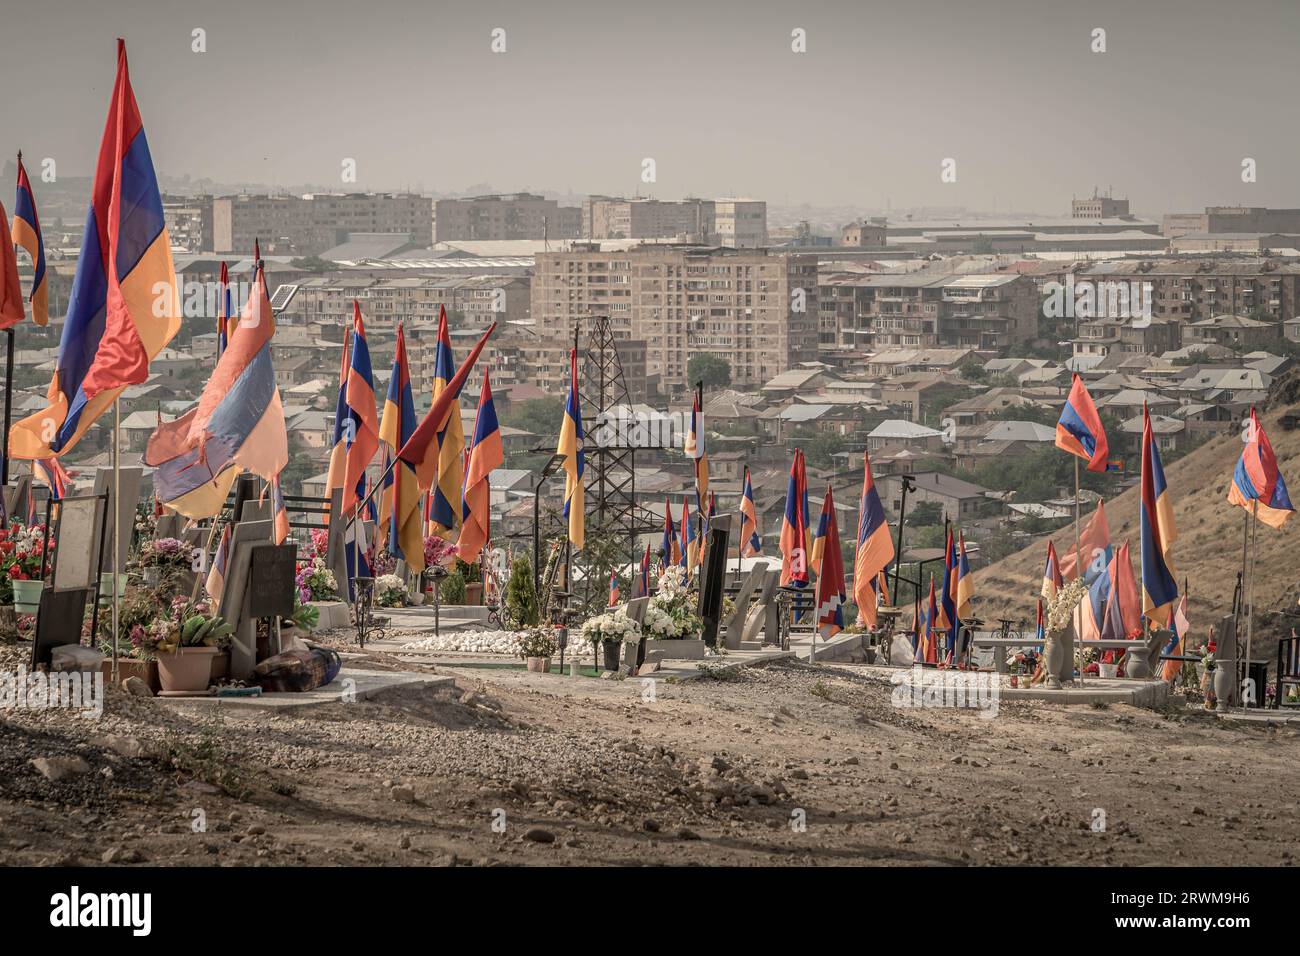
[432,193,581,242]
[162,195,214,253]
[280,275,531,329]
[1075,257,1300,324]
[583,197,767,248]
[531,245,818,393]
[212,192,433,256]
[818,272,1037,352]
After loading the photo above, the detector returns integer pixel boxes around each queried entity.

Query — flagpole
[1074,456,1083,687]
[111,397,120,684]
[1,327,13,489]
[1244,499,1259,707]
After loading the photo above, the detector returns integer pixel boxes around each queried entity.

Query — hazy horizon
[2,0,1298,217]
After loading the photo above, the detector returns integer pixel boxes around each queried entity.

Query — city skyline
[1,0,1298,216]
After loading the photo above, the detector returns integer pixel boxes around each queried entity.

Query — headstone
[623,596,650,669]
[92,466,142,573]
[155,513,185,540]
[218,519,275,679]
[51,494,106,592]
[697,514,731,648]
[757,569,783,645]
[31,588,92,669]
[723,562,767,650]
[323,488,349,596]
[4,476,32,524]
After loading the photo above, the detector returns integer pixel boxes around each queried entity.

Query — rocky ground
[0,636,1297,867]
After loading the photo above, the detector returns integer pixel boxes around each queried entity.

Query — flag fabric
[457,371,503,568]
[342,302,379,516]
[379,324,424,570]
[12,154,48,326]
[425,306,467,538]
[684,383,709,513]
[701,491,716,560]
[1041,540,1064,601]
[938,527,958,661]
[32,457,70,501]
[814,486,846,640]
[681,499,698,570]
[662,499,680,566]
[323,333,351,513]
[636,542,651,598]
[810,486,831,579]
[922,576,940,665]
[0,197,22,329]
[270,474,289,545]
[397,324,496,485]
[1139,405,1178,624]
[1055,372,1109,473]
[1057,500,1112,583]
[1100,541,1142,642]
[853,449,894,628]
[556,346,585,551]
[144,264,287,518]
[1036,597,1046,644]
[1161,593,1191,682]
[216,261,232,355]
[780,449,810,587]
[955,531,974,624]
[205,524,231,608]
[11,41,181,460]
[608,570,620,607]
[1228,407,1294,529]
[875,569,889,606]
[739,466,762,557]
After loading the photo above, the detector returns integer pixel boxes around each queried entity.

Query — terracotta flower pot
[525,656,552,673]
[156,647,218,693]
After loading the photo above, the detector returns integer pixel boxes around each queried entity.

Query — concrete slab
[999,678,1170,708]
[790,631,867,663]
[155,668,456,712]
[649,647,795,681]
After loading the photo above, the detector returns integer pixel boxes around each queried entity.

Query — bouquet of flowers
[0,524,50,603]
[296,555,340,602]
[643,566,701,640]
[516,627,559,660]
[1046,578,1088,634]
[579,607,642,645]
[139,536,188,569]
[424,535,458,570]
[375,573,407,607]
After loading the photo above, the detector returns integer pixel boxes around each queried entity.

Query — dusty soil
[0,637,1297,867]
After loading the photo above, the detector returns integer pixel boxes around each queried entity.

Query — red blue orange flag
[216,261,232,355]
[810,487,830,579]
[923,575,940,665]
[680,499,698,570]
[1139,404,1178,624]
[0,197,23,329]
[684,383,709,513]
[1228,407,1293,529]
[11,41,180,460]
[814,486,845,640]
[1055,373,1109,473]
[608,570,620,607]
[342,302,379,514]
[556,346,585,551]
[12,154,47,326]
[457,371,503,567]
[324,332,351,513]
[636,542,651,598]
[33,457,70,501]
[739,466,762,557]
[205,524,231,609]
[853,449,894,628]
[379,323,424,570]
[425,306,466,538]
[780,449,810,587]
[1058,499,1112,583]
[662,498,680,567]
[271,475,289,545]
[144,263,287,518]
[1041,540,1063,601]
[937,526,957,659]
[398,323,496,480]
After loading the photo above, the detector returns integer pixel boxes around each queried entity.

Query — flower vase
[11,579,45,615]
[1044,628,1066,689]
[601,641,621,671]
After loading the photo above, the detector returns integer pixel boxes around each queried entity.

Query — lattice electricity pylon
[576,315,662,562]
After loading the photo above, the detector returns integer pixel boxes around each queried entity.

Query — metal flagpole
[1,327,13,489]
[1074,457,1083,687]
[1244,499,1259,707]
[111,398,121,683]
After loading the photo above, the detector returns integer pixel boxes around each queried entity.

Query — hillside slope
[976,374,1300,653]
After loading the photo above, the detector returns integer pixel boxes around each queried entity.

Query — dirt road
[1,644,1297,866]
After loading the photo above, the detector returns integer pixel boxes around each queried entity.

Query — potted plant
[642,566,706,659]
[517,628,558,672]
[148,602,233,694]
[138,536,188,587]
[580,607,641,671]
[1,524,50,614]
[375,573,407,608]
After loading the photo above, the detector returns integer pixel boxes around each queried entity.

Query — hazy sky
[2,0,1298,216]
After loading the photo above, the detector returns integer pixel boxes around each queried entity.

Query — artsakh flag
[1055,372,1109,473]
[1228,407,1293,529]
[10,40,181,460]
[12,153,48,326]
[814,486,846,640]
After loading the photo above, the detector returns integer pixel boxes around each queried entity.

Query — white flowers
[375,573,407,607]
[1046,578,1088,634]
[580,607,642,645]
[644,567,701,640]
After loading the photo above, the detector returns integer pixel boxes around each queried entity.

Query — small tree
[505,555,540,627]
[687,354,732,390]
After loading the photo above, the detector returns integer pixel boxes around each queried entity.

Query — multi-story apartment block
[1071,317,1182,365]
[531,245,818,393]
[432,194,581,242]
[280,275,530,329]
[817,272,1037,352]
[1074,257,1300,325]
[162,194,214,253]
[582,197,767,248]
[212,192,433,256]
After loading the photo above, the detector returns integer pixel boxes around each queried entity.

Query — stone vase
[1044,627,1067,689]
[1212,660,1234,712]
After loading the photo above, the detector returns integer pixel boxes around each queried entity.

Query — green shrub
[505,556,540,626]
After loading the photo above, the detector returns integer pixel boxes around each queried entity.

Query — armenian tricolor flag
[608,570,620,607]
[556,346,585,551]
[1160,593,1191,683]
[0,197,23,329]
[739,466,762,557]
[144,263,286,518]
[1139,404,1178,624]
[955,532,975,651]
[938,527,959,661]
[1055,373,1109,473]
[780,449,810,588]
[324,333,351,512]
[810,485,831,578]
[1035,597,1045,644]
[457,371,503,567]
[853,449,894,629]
[636,542,651,598]
[270,474,289,545]
[10,41,181,460]
[921,575,940,665]
[814,486,845,640]
[205,524,231,609]
[342,302,379,515]
[379,323,423,570]
[12,153,47,326]
[1058,500,1112,583]
[662,499,680,567]
[1041,540,1063,601]
[216,261,233,355]
[684,383,709,513]
[426,306,466,538]
[32,456,70,501]
[1228,407,1293,529]
[681,499,698,571]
